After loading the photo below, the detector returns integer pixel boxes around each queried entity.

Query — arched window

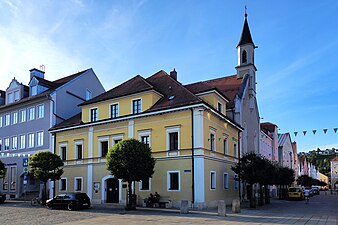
[242,50,247,64]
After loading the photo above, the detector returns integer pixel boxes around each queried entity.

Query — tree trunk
[42,181,47,206]
[258,184,264,206]
[127,182,136,210]
[264,185,270,204]
[249,184,256,208]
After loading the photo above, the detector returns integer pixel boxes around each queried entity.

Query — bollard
[217,200,226,216]
[180,200,189,214]
[232,199,241,213]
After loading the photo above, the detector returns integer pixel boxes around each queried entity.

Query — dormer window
[132,99,141,114]
[242,50,247,64]
[31,85,38,96]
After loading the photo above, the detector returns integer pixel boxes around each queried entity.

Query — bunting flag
[312,130,317,135]
[285,133,289,137]
[303,131,307,136]
[323,129,328,134]
[334,128,338,133]
[294,132,298,137]
[261,134,264,138]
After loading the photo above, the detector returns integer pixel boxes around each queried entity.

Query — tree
[106,139,155,210]
[275,166,295,199]
[29,151,64,205]
[0,159,6,179]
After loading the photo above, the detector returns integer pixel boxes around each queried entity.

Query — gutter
[190,108,195,206]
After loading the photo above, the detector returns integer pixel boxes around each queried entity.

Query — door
[106,178,119,203]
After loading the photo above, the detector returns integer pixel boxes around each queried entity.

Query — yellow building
[318,172,329,190]
[50,70,242,208]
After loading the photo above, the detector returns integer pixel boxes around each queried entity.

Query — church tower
[235,12,257,94]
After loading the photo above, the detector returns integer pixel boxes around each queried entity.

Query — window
[218,102,222,113]
[210,171,216,190]
[223,137,228,156]
[141,135,150,146]
[223,173,229,189]
[19,135,25,149]
[8,92,13,103]
[234,142,238,158]
[234,174,239,190]
[0,116,2,127]
[14,90,19,101]
[12,136,17,150]
[242,50,247,64]
[37,105,44,119]
[20,109,26,123]
[3,167,8,190]
[28,107,35,120]
[210,132,215,151]
[90,108,98,122]
[110,104,118,118]
[168,171,180,191]
[0,139,2,151]
[132,99,141,114]
[76,143,83,160]
[169,132,178,150]
[60,178,67,191]
[10,167,16,190]
[100,140,109,157]
[60,146,67,161]
[74,177,83,191]
[12,112,18,124]
[4,138,9,150]
[140,178,150,191]
[5,114,10,126]
[28,133,34,148]
[37,131,43,146]
[31,85,38,96]
[86,89,92,100]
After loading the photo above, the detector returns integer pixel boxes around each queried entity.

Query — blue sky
[0,0,337,152]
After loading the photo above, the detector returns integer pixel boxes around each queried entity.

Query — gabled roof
[79,75,154,106]
[185,75,243,108]
[237,14,254,47]
[332,156,338,161]
[261,122,278,133]
[145,70,202,112]
[278,133,291,147]
[0,69,90,110]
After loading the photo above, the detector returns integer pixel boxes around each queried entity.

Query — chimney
[170,68,177,81]
[30,66,45,80]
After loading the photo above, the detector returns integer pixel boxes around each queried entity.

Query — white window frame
[11,136,17,150]
[210,128,216,152]
[167,170,180,192]
[223,172,229,190]
[4,137,10,150]
[74,177,83,192]
[139,178,151,191]
[0,139,2,151]
[19,134,25,149]
[110,103,119,119]
[20,109,26,123]
[131,98,142,114]
[36,131,43,147]
[210,171,216,190]
[28,107,35,121]
[99,136,109,157]
[0,116,2,127]
[12,111,18,124]
[5,114,10,126]
[31,85,38,96]
[166,126,180,151]
[27,133,34,148]
[138,129,151,147]
[112,134,124,146]
[59,143,67,161]
[75,140,84,160]
[223,134,228,156]
[59,178,67,192]
[90,107,98,122]
[36,104,44,119]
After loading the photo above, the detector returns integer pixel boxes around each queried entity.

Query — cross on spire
[245,5,247,18]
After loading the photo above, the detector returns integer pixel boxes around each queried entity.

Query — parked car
[287,187,304,200]
[304,187,314,197]
[0,193,5,203]
[46,193,91,211]
[311,186,320,195]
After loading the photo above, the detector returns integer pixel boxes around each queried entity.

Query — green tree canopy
[106,138,155,209]
[0,159,6,179]
[29,151,64,205]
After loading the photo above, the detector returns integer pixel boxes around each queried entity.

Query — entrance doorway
[106,178,119,203]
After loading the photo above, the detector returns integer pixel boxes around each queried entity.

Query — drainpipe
[53,132,56,197]
[191,108,195,206]
[238,130,241,201]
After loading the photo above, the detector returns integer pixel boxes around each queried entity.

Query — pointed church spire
[237,9,254,47]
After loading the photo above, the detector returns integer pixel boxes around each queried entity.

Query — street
[0,192,337,225]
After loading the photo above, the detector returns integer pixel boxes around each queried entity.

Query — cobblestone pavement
[0,192,337,225]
